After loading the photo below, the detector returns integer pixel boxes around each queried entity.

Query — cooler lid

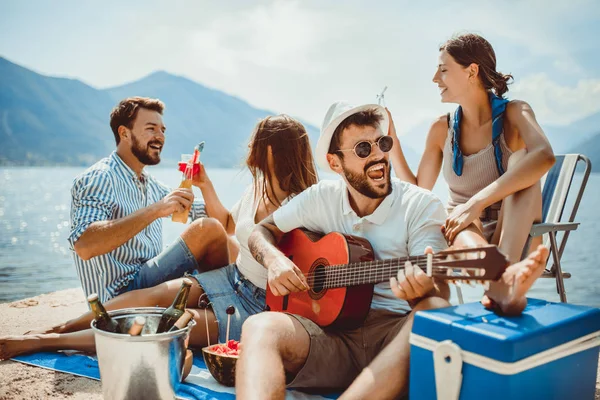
[411,298,600,363]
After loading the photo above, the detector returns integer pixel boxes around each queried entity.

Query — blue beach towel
[12,352,339,400]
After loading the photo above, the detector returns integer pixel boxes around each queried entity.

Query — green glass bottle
[156,278,193,333]
[167,310,194,333]
[88,294,120,333]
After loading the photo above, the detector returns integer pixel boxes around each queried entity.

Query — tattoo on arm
[250,231,268,265]
[248,215,281,267]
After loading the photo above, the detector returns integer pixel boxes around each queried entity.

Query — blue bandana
[452,92,509,177]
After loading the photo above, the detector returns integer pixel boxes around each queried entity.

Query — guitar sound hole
[312,265,326,293]
[308,260,328,300]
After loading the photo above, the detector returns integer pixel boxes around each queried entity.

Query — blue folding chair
[522,154,592,302]
[453,154,592,305]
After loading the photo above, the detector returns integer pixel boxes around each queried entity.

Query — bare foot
[23,324,66,335]
[481,245,549,315]
[0,335,49,360]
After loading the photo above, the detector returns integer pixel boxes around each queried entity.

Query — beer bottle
[168,310,194,333]
[128,316,146,336]
[88,294,120,333]
[156,278,193,333]
[172,148,200,223]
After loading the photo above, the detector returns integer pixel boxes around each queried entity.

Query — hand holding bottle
[172,152,197,224]
[172,142,204,223]
[155,188,194,218]
[192,162,209,189]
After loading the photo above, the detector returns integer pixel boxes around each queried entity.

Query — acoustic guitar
[266,229,509,329]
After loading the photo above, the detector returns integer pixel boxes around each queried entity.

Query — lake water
[0,166,599,307]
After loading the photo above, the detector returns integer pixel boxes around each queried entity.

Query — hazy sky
[1,0,599,132]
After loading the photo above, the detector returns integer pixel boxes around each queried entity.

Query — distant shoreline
[0,159,243,168]
[0,159,207,168]
[0,161,89,167]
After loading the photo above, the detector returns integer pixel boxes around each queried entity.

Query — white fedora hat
[316,101,389,171]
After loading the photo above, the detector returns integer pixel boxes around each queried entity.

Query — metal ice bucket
[90,307,196,400]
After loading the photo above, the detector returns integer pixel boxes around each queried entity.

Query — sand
[0,289,101,400]
[0,289,599,399]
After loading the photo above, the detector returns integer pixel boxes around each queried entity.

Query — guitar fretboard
[318,255,441,289]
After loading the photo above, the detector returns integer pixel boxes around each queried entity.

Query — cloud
[1,0,599,131]
[162,0,600,129]
[187,2,331,74]
[510,74,600,125]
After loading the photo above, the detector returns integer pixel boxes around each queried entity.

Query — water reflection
[0,166,598,307]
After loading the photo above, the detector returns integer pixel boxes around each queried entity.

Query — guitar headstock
[431,245,509,282]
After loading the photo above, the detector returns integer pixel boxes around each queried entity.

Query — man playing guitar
[236,101,549,400]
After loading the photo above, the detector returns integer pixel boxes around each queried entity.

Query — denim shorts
[192,264,266,343]
[124,237,199,293]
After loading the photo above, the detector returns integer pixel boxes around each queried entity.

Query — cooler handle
[433,340,463,400]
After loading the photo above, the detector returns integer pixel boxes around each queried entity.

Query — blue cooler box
[409,299,600,400]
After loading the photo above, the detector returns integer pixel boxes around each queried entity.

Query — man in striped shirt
[68,97,229,302]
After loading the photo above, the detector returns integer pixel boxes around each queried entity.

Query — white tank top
[231,184,288,289]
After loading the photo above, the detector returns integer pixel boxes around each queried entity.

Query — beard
[342,159,392,199]
[131,134,161,166]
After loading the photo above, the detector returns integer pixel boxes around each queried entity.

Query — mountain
[105,71,321,167]
[21,55,600,170]
[0,57,115,165]
[570,131,600,167]
[400,110,600,156]
[397,119,433,165]
[0,57,320,168]
[542,112,600,154]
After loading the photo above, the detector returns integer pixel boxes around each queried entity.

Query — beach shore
[0,289,599,399]
[0,289,101,400]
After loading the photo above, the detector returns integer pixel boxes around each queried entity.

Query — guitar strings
[315,265,480,288]
[309,254,486,288]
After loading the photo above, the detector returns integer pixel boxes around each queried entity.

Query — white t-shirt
[231,184,288,289]
[273,178,448,315]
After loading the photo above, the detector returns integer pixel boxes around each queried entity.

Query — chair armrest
[529,222,579,237]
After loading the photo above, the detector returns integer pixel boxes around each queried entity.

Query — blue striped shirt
[68,152,207,302]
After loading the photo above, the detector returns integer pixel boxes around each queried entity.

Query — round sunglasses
[336,135,394,159]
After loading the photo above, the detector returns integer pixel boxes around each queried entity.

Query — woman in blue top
[389,33,554,315]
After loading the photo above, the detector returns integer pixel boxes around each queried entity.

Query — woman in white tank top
[389,33,555,315]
